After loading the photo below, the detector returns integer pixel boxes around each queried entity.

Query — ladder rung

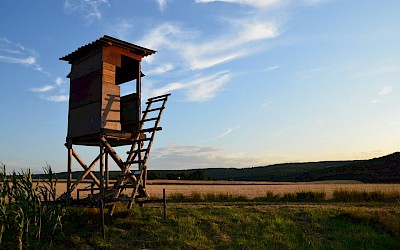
[142,117,159,122]
[146,98,166,104]
[126,160,145,164]
[131,117,159,124]
[116,184,135,189]
[147,93,171,102]
[143,107,164,113]
[139,127,162,133]
[119,173,136,177]
[127,148,148,154]
[131,137,152,142]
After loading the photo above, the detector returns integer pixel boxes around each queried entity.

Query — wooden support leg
[67,140,73,204]
[143,165,147,189]
[100,144,105,197]
[100,137,137,189]
[105,151,109,189]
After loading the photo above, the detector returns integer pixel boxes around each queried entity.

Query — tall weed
[0,164,64,249]
[332,189,400,202]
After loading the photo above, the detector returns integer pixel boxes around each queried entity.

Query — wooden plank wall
[67,45,141,138]
[101,83,121,131]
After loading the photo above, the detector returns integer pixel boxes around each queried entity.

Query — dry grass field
[54,180,400,200]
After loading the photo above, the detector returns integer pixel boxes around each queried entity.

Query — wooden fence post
[163,188,167,221]
[100,199,105,239]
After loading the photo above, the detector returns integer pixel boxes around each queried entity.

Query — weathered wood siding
[67,44,141,139]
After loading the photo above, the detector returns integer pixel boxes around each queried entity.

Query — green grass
[47,203,400,249]
[2,162,400,249]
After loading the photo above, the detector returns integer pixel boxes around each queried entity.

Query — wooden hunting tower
[59,35,170,210]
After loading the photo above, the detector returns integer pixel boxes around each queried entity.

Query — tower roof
[60,35,156,63]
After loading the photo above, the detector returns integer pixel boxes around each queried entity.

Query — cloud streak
[145,71,231,102]
[0,37,47,74]
[372,85,393,104]
[149,144,263,169]
[30,85,55,93]
[64,0,110,22]
[41,95,69,102]
[119,0,328,103]
[194,0,285,8]
[195,0,329,8]
[129,3,281,102]
[207,125,241,141]
[379,86,393,96]
[30,77,69,102]
[155,0,168,11]
[146,64,174,75]
[139,19,279,71]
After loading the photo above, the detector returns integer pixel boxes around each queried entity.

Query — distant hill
[43,152,400,183]
[150,152,400,183]
[306,152,400,183]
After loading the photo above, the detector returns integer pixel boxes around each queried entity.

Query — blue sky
[0,0,399,173]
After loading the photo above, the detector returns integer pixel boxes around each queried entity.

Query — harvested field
[53,180,400,200]
[146,181,400,199]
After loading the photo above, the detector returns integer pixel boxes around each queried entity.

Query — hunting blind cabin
[59,35,170,209]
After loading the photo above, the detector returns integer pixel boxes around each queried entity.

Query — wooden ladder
[113,94,171,207]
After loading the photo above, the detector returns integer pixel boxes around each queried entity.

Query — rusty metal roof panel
[60,35,156,63]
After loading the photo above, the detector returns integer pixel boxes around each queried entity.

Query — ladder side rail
[143,96,170,162]
[125,100,153,164]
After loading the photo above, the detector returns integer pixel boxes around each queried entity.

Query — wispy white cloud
[146,64,174,75]
[372,85,393,104]
[31,77,69,102]
[302,0,330,6]
[185,72,230,101]
[30,85,55,93]
[379,85,393,96]
[185,19,279,70]
[149,144,263,169]
[263,65,280,72]
[207,125,241,141]
[262,100,273,108]
[0,38,68,102]
[135,17,278,102]
[194,0,285,8]
[139,19,279,71]
[195,0,329,8]
[0,37,47,74]
[155,0,168,11]
[128,0,329,103]
[41,95,69,102]
[55,77,66,86]
[64,0,110,22]
[153,144,220,159]
[145,71,231,102]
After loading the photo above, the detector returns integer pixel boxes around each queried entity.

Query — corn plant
[0,163,64,249]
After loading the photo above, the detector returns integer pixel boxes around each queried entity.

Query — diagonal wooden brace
[69,153,101,193]
[71,148,101,187]
[100,137,137,184]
